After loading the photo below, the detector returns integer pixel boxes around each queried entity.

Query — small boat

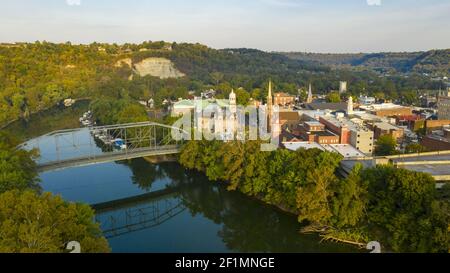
[113,139,127,150]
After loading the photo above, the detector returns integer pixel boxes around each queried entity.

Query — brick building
[426,120,450,133]
[274,93,296,106]
[371,122,405,142]
[359,103,413,117]
[421,135,450,152]
[438,92,450,120]
[319,116,374,155]
[297,121,340,145]
[279,111,301,131]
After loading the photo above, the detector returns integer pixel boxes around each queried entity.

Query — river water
[8,103,360,253]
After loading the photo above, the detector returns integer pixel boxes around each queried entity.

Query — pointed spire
[268,80,273,99]
[307,83,313,104]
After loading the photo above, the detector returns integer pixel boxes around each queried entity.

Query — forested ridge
[0,41,446,128]
[282,49,450,75]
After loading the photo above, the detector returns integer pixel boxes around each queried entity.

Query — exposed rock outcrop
[133,57,185,79]
[114,57,185,79]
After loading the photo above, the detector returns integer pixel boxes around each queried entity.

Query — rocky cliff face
[133,57,185,79]
[115,57,185,79]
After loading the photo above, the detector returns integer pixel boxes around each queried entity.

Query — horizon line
[1,40,449,55]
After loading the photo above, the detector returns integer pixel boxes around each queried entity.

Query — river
[7,104,360,253]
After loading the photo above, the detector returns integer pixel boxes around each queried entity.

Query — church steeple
[268,80,273,103]
[306,83,313,104]
[229,89,237,114]
[267,80,274,130]
[267,80,273,112]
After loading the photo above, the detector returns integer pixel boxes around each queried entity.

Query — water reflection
[106,160,360,253]
[118,160,165,191]
[13,99,360,253]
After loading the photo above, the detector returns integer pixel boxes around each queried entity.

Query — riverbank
[3,100,90,141]
[178,140,450,253]
[195,175,368,249]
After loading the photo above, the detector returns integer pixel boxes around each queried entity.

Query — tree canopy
[0,190,110,253]
[0,132,111,253]
[0,132,39,194]
[374,135,398,156]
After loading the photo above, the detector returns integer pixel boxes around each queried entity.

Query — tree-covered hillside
[282,49,450,75]
[0,41,445,128]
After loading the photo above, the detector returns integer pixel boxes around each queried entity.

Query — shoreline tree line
[179,140,450,253]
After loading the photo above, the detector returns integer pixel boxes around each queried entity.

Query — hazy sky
[0,0,449,53]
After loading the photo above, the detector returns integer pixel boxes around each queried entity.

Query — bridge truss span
[20,122,187,172]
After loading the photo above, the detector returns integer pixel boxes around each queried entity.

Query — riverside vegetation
[179,140,450,253]
[0,132,110,253]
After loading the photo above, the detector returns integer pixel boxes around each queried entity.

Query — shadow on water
[99,160,361,253]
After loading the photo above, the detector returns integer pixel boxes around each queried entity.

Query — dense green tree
[363,166,448,252]
[405,143,427,154]
[296,152,342,226]
[241,143,271,197]
[374,135,398,156]
[0,133,39,194]
[331,163,368,228]
[235,88,251,106]
[117,104,148,124]
[0,190,110,253]
[219,141,245,191]
[90,98,148,125]
[0,132,111,253]
[210,72,224,85]
[326,92,341,103]
[179,140,207,171]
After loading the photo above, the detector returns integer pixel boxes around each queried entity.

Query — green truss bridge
[20,122,188,172]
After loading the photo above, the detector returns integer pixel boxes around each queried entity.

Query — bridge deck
[37,145,181,172]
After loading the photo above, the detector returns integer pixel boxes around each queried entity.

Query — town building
[421,128,450,151]
[305,102,348,112]
[194,91,239,138]
[279,111,300,132]
[421,95,437,108]
[438,91,450,120]
[426,120,450,133]
[359,103,413,117]
[283,142,366,158]
[296,121,340,145]
[63,99,76,107]
[274,92,296,106]
[172,99,195,117]
[395,115,425,131]
[319,115,374,155]
[371,121,405,142]
[359,96,376,105]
